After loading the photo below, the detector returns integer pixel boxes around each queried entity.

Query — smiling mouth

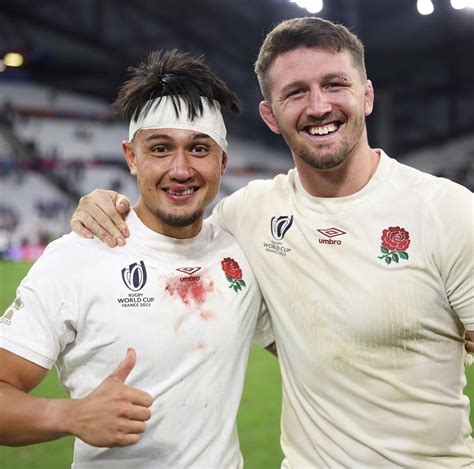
[166,188,197,196]
[305,122,340,136]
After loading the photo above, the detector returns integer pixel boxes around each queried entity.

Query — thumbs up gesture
[70,348,153,447]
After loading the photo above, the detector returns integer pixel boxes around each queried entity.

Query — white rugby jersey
[1,210,273,469]
[211,150,474,468]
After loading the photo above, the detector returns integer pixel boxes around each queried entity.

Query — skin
[70,48,379,239]
[259,47,379,198]
[0,129,231,447]
[69,48,473,350]
[258,46,474,345]
[0,347,153,446]
[123,128,228,239]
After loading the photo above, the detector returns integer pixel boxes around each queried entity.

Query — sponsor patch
[121,260,147,291]
[317,227,346,245]
[264,215,293,256]
[118,260,154,308]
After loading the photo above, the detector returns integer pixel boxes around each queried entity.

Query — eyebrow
[324,73,352,82]
[279,73,352,96]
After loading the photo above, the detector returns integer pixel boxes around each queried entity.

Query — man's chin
[298,142,350,170]
[155,209,203,228]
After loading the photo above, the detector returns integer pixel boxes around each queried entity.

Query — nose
[169,150,193,181]
[306,88,332,118]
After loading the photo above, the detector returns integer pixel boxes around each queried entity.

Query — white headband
[128,96,228,152]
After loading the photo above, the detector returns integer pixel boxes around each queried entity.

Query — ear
[122,141,137,176]
[221,151,228,175]
[364,80,374,117]
[259,100,281,135]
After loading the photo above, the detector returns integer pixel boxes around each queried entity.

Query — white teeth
[167,188,194,196]
[308,123,338,135]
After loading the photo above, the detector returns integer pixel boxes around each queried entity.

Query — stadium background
[0,0,473,467]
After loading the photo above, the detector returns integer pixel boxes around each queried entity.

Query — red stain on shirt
[199,310,214,321]
[165,278,214,305]
[195,341,208,353]
[174,315,185,332]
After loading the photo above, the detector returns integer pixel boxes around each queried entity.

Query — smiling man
[0,50,273,468]
[69,17,473,468]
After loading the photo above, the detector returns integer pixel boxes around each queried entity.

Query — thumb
[116,195,131,215]
[109,348,136,383]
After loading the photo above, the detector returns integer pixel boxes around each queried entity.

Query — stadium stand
[0,81,293,259]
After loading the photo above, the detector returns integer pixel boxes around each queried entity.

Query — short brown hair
[255,17,366,101]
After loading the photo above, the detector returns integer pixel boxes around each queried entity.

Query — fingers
[465,339,474,353]
[110,348,136,383]
[70,217,94,239]
[104,191,130,240]
[123,403,152,422]
[116,195,131,220]
[115,432,140,447]
[71,209,114,246]
[70,190,130,247]
[100,421,145,448]
[129,387,154,408]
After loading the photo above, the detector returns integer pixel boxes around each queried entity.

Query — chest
[241,203,458,345]
[70,253,258,361]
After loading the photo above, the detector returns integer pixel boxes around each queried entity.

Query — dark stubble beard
[288,113,365,170]
[155,208,203,227]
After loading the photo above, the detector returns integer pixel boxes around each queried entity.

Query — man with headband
[67,17,473,468]
[0,50,273,468]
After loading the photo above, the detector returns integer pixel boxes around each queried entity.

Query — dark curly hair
[113,49,240,122]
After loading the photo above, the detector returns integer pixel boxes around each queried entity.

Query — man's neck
[295,147,380,198]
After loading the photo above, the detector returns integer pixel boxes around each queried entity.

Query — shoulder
[215,170,294,218]
[24,232,110,283]
[382,154,472,208]
[203,219,242,247]
[38,232,106,263]
[210,171,294,235]
[202,220,252,263]
[227,170,294,202]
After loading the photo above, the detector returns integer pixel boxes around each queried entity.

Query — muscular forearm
[0,348,153,448]
[0,382,74,446]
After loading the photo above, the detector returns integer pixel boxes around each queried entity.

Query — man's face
[123,128,227,238]
[259,47,374,171]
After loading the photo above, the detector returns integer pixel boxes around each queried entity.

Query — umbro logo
[176,267,201,282]
[317,228,346,238]
[176,267,201,276]
[317,227,346,245]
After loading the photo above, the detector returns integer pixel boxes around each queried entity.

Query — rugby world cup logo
[121,260,147,291]
[271,215,293,240]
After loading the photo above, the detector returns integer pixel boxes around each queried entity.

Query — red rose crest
[221,257,246,292]
[377,226,410,265]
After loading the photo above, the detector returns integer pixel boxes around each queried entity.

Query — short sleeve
[0,243,78,369]
[434,182,473,329]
